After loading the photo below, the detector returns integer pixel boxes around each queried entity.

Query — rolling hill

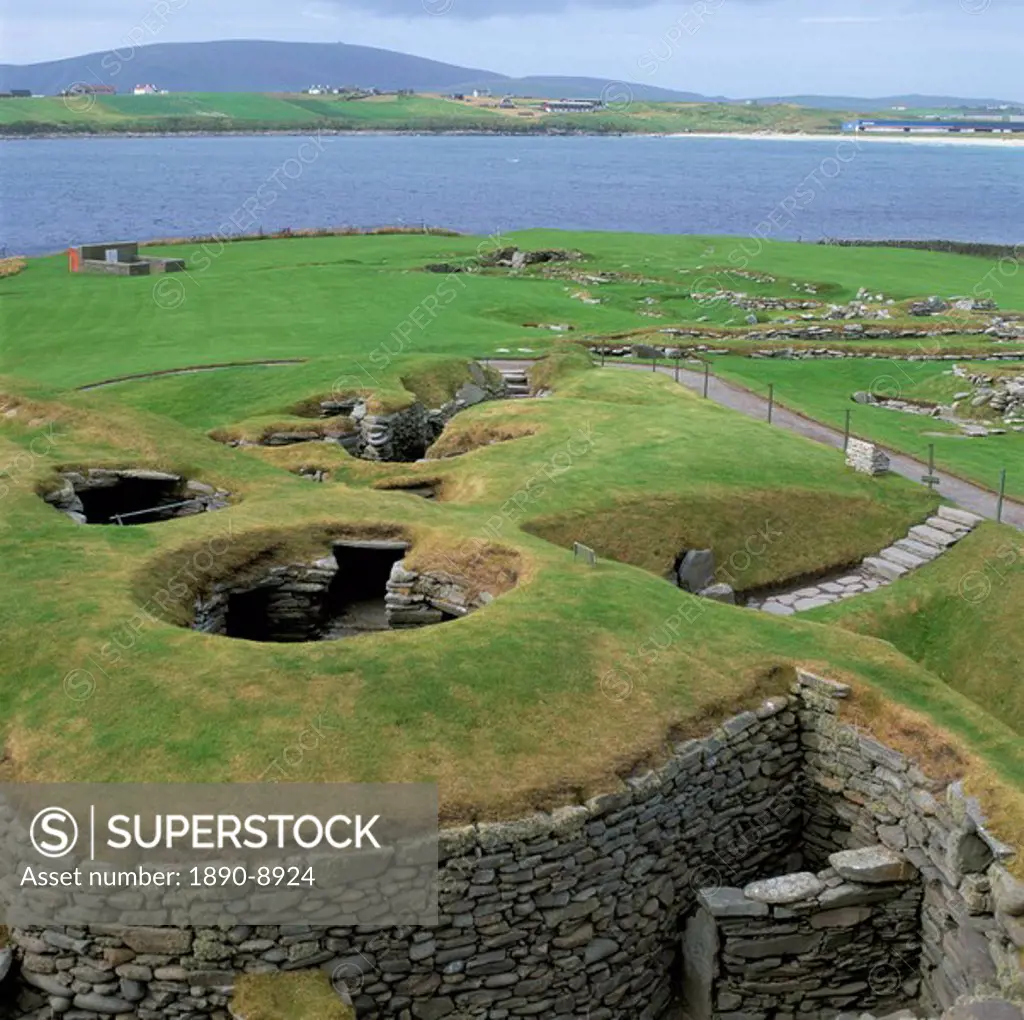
[0,40,505,95]
[1,40,1019,110]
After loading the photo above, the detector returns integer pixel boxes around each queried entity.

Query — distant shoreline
[3,126,1022,145]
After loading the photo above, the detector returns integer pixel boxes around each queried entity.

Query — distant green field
[710,357,1024,499]
[0,92,862,135]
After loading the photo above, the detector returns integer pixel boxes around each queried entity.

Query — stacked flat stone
[688,845,923,1019]
[748,505,983,616]
[797,671,1024,1012]
[839,996,1024,1020]
[7,698,806,1019]
[6,677,1022,1019]
[358,365,506,462]
[193,561,337,641]
[845,439,891,476]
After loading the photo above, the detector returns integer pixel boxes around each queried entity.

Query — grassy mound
[0,231,1020,837]
[814,524,1024,737]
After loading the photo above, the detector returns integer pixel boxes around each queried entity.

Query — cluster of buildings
[303,85,383,96]
[63,83,168,96]
[446,91,605,114]
[842,116,1024,135]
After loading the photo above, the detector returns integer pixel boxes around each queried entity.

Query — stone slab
[743,872,823,904]
[828,846,917,884]
[936,505,984,528]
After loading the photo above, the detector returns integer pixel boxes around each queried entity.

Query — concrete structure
[68,242,187,277]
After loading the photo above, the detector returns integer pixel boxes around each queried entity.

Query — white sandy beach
[662,131,1024,148]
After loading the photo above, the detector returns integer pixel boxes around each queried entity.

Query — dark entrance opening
[221,585,308,643]
[76,476,185,525]
[323,541,407,639]
[376,480,440,501]
[44,469,229,526]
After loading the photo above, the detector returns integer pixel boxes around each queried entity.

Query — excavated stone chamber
[41,468,230,525]
[191,538,494,643]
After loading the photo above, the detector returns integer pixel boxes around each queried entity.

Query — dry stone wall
[799,673,1024,1012]
[8,698,805,1019]
[5,674,1023,1020]
[684,846,923,1019]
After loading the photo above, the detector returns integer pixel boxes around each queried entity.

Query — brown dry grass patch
[406,534,528,598]
[427,420,537,460]
[424,650,791,824]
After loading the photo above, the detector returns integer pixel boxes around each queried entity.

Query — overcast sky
[3,0,1022,99]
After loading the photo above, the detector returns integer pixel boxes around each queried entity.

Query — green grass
[1,230,1022,837]
[709,357,1024,499]
[815,524,1024,737]
[0,93,886,136]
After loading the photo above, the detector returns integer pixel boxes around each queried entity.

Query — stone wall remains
[684,846,923,1019]
[799,673,1024,1012]
[5,673,1023,1020]
[7,697,805,1019]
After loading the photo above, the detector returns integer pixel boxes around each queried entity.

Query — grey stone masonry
[846,438,891,476]
[384,560,492,627]
[797,670,1024,1013]
[6,674,1022,1019]
[687,845,923,1019]
[8,699,806,1020]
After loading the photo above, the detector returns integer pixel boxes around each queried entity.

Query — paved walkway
[486,358,1024,530]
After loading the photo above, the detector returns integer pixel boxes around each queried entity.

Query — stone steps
[749,504,983,617]
[499,370,531,398]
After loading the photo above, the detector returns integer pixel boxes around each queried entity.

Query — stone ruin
[41,469,230,526]
[675,548,737,604]
[3,672,1021,1020]
[684,846,924,1020]
[191,538,494,643]
[246,362,508,463]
